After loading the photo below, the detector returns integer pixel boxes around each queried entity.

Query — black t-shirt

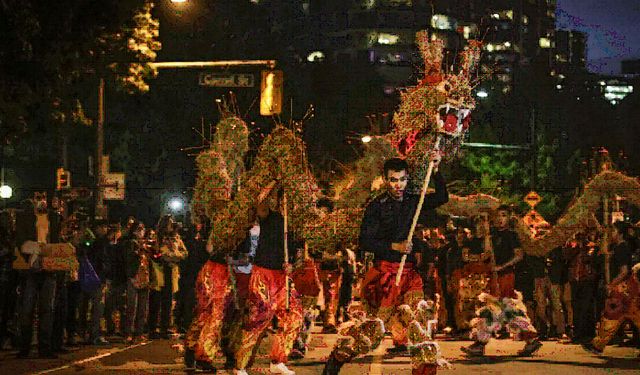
[547,247,567,284]
[491,228,520,272]
[610,240,633,280]
[527,255,547,279]
[463,237,485,261]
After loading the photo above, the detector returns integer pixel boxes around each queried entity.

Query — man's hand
[492,265,502,273]
[392,241,413,254]
[430,151,443,171]
[283,262,292,275]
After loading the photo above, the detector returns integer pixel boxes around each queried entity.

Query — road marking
[34,341,151,374]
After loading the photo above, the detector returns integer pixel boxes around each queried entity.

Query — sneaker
[581,342,604,356]
[461,342,486,357]
[269,362,295,374]
[518,339,543,357]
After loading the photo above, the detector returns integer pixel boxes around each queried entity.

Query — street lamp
[361,135,372,143]
[476,89,488,98]
[168,197,184,212]
[0,184,12,199]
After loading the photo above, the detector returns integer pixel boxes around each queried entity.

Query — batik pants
[361,261,424,346]
[319,269,342,327]
[185,260,233,362]
[534,276,565,336]
[592,276,640,351]
[235,266,303,369]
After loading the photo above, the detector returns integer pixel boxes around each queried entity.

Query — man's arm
[421,171,449,212]
[495,232,524,271]
[359,201,392,259]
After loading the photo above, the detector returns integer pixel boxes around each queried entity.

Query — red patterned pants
[185,261,233,362]
[235,266,303,369]
[361,261,424,346]
[319,269,342,327]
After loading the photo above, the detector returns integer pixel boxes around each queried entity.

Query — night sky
[556,0,640,74]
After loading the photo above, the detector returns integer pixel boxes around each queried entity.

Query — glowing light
[539,37,552,48]
[361,135,372,143]
[307,51,325,62]
[556,84,562,89]
[0,185,12,199]
[377,33,399,45]
[476,89,488,98]
[169,197,184,211]
[171,0,187,3]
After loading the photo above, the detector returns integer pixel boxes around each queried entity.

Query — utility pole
[530,106,537,191]
[95,78,106,220]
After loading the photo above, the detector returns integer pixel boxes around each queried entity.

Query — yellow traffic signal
[56,168,71,190]
[260,70,283,116]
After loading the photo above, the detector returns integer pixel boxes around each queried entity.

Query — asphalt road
[1,329,638,374]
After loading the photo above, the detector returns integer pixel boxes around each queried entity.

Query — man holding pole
[359,155,448,354]
[234,191,302,375]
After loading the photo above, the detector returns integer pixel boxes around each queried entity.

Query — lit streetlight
[168,197,184,212]
[476,89,488,98]
[361,135,372,143]
[0,184,12,199]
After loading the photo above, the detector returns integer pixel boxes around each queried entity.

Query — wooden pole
[283,190,290,310]
[396,136,442,286]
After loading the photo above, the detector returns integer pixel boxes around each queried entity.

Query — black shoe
[289,348,306,360]
[386,344,408,356]
[581,342,604,356]
[194,360,215,372]
[184,349,195,370]
[322,325,338,334]
[518,340,543,357]
[461,342,486,357]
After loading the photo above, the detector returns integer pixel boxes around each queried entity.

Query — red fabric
[291,259,321,297]
[497,272,516,299]
[235,272,251,305]
[236,266,303,368]
[361,261,422,311]
[319,269,342,326]
[185,260,232,362]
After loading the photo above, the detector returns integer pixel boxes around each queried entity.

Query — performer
[234,194,303,375]
[490,205,524,299]
[183,230,235,371]
[359,155,448,354]
[583,222,638,355]
[461,212,543,357]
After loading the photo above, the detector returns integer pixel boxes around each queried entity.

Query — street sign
[523,209,548,228]
[524,191,542,207]
[102,173,125,200]
[198,73,255,87]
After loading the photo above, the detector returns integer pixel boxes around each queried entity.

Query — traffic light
[56,168,71,190]
[260,70,283,116]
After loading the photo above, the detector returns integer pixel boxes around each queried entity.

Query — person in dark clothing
[490,205,523,299]
[78,220,110,345]
[359,155,448,353]
[15,198,59,359]
[176,218,210,334]
[234,197,302,375]
[105,225,127,336]
[566,235,599,344]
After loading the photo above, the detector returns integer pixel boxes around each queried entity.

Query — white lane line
[34,341,151,374]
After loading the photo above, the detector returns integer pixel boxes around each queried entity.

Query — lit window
[307,51,325,62]
[506,10,514,20]
[377,33,399,45]
[539,37,552,48]
[522,15,529,24]
[486,44,495,52]
[363,0,376,9]
[504,41,511,48]
[556,84,562,89]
